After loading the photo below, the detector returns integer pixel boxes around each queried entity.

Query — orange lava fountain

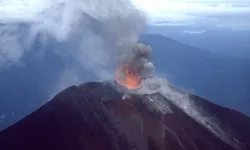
[115,65,142,89]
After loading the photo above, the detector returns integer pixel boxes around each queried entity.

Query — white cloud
[183,29,207,34]
[0,0,51,22]
[132,0,250,30]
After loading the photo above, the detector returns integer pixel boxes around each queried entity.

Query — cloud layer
[132,0,250,30]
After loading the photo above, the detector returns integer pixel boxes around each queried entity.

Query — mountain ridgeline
[140,34,250,115]
[146,26,250,58]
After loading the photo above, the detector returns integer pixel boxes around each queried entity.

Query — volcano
[0,81,250,150]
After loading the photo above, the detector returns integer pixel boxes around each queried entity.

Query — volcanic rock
[0,81,249,150]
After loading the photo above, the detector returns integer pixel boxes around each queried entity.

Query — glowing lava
[115,65,142,89]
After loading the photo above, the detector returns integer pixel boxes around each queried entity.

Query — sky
[132,0,250,30]
[0,0,249,30]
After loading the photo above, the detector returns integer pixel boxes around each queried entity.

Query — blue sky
[132,0,250,30]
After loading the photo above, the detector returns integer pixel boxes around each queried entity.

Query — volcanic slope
[0,81,250,150]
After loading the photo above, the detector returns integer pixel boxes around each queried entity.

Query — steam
[0,0,147,91]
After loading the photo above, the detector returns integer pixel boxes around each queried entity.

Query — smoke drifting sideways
[0,0,147,93]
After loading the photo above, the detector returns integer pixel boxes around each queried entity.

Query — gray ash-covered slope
[0,81,250,150]
[140,34,250,116]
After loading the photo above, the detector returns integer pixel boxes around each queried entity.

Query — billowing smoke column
[130,43,155,79]
[115,42,155,89]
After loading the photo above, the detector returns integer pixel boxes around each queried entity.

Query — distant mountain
[1,81,250,150]
[146,26,250,58]
[0,11,106,130]
[140,34,250,115]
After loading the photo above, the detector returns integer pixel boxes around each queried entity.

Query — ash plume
[118,42,155,79]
